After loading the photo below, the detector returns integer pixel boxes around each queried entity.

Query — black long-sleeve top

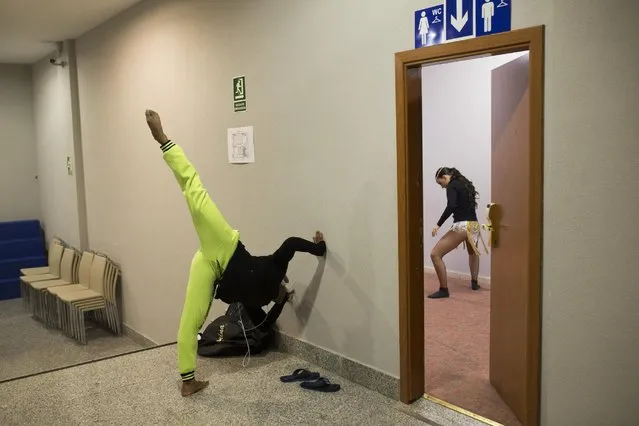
[436,179,478,227]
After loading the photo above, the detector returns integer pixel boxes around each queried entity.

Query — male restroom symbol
[482,0,495,33]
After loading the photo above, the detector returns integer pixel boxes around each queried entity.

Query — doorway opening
[423,51,529,426]
[396,27,544,426]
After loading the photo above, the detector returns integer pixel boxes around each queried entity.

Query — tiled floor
[0,344,439,425]
[0,299,151,382]
[1,296,490,425]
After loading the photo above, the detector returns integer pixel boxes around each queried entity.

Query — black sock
[316,240,327,256]
[471,279,480,290]
[428,288,449,299]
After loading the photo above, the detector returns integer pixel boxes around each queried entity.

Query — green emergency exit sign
[233,76,246,112]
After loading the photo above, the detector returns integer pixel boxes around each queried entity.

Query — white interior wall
[422,52,527,279]
[31,56,83,248]
[27,0,639,424]
[0,64,39,222]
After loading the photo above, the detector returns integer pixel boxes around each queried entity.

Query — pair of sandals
[280,368,341,392]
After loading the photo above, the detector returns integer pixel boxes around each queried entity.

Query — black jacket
[437,178,478,227]
[214,241,285,308]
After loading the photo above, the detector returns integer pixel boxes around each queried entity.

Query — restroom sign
[446,0,474,41]
[475,0,512,37]
[233,76,246,112]
[415,5,445,48]
[414,0,511,48]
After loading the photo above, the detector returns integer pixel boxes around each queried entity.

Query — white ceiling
[0,0,143,64]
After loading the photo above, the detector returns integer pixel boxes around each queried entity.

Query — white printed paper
[227,126,255,164]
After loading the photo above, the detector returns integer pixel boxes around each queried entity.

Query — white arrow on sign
[450,0,469,32]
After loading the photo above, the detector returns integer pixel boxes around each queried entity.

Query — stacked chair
[26,247,79,325]
[19,240,122,345]
[49,252,122,344]
[19,239,66,311]
[20,237,65,276]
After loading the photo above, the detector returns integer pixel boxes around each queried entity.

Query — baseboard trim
[122,323,158,348]
[274,331,399,400]
[424,266,491,288]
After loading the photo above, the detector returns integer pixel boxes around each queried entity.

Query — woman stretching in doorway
[428,167,484,299]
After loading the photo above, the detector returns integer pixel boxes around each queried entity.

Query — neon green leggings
[162,141,239,381]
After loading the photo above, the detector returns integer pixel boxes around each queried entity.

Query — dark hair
[435,167,478,209]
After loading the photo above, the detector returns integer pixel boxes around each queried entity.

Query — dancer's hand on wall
[432,226,439,237]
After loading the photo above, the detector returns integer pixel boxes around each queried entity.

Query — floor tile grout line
[0,341,177,385]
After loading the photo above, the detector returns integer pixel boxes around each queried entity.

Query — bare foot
[181,379,209,397]
[145,110,169,144]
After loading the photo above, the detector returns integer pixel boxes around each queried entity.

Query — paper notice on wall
[227,126,255,164]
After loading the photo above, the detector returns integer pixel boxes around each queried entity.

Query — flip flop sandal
[300,377,341,393]
[280,368,320,383]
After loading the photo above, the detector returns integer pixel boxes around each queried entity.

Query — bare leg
[428,231,467,299]
[466,237,480,290]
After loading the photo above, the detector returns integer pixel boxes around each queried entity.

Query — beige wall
[32,46,87,249]
[0,64,39,222]
[75,0,404,372]
[69,0,638,424]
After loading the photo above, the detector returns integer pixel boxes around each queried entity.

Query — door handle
[484,203,501,248]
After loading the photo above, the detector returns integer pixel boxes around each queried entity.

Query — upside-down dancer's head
[435,167,479,209]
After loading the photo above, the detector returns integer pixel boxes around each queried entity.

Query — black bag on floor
[197,297,287,357]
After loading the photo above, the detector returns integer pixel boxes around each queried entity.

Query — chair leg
[58,298,67,336]
[37,290,43,321]
[51,293,59,329]
[58,298,64,334]
[34,290,40,320]
[46,292,52,328]
[114,303,122,335]
[22,282,29,311]
[70,304,77,341]
[36,290,43,322]
[20,281,25,309]
[79,309,87,344]
[33,289,40,320]
[44,292,53,328]
[108,304,120,335]
[37,291,44,322]
[102,307,112,333]
[26,285,32,314]
[77,307,85,344]
[56,295,64,331]
[75,306,82,343]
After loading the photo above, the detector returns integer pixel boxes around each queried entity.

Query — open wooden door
[489,52,535,425]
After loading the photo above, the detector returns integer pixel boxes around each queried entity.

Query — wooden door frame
[396,26,545,425]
